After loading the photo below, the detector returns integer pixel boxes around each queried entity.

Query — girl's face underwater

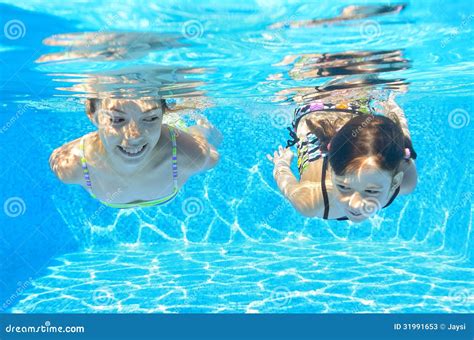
[331,157,402,222]
[95,99,164,171]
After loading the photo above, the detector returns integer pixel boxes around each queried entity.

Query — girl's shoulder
[49,132,96,185]
[170,125,218,174]
[172,127,207,165]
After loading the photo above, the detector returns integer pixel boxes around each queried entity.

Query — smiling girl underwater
[49,98,221,208]
[268,92,418,223]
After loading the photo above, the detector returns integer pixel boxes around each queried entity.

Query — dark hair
[314,114,417,176]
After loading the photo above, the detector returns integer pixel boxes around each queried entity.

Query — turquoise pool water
[0,0,473,313]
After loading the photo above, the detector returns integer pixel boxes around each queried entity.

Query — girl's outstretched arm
[187,117,222,149]
[267,146,322,217]
[178,119,221,175]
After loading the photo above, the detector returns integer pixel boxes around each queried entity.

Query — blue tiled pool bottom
[11,241,473,313]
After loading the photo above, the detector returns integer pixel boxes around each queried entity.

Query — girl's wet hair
[309,114,417,176]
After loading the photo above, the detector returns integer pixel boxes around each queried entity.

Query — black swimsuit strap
[383,185,400,208]
[321,156,330,219]
[286,127,299,148]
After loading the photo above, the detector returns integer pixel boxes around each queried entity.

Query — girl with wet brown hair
[268,93,417,222]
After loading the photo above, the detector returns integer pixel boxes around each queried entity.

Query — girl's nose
[348,192,363,210]
[123,120,142,141]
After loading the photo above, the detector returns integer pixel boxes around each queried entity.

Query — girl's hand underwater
[188,116,223,147]
[267,145,294,169]
[196,118,223,147]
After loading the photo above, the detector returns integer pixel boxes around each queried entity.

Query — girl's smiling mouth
[117,143,148,158]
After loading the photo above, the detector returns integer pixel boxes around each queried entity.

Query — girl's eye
[337,184,350,191]
[110,117,125,124]
[143,116,159,122]
[365,190,380,195]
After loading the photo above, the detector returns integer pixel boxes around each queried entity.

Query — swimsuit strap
[286,127,299,148]
[383,185,400,208]
[169,126,178,187]
[321,155,330,219]
[79,135,96,198]
[320,157,351,221]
